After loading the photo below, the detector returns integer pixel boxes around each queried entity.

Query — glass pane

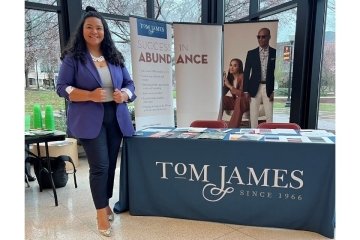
[155,0,201,23]
[260,0,291,11]
[82,0,146,17]
[107,20,132,74]
[107,20,135,115]
[262,8,297,123]
[25,0,57,5]
[317,0,335,131]
[224,0,249,22]
[25,9,66,131]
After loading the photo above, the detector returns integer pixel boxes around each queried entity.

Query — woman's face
[229,60,240,74]
[83,17,104,48]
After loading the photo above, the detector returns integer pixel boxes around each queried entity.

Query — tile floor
[25,157,333,240]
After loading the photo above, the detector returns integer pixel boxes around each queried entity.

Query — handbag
[34,155,69,188]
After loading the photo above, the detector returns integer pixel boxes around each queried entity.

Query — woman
[56,6,136,237]
[222,58,249,128]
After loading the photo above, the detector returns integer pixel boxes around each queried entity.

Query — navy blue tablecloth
[114,131,335,238]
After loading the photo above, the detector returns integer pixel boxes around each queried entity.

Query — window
[107,20,132,73]
[25,9,65,130]
[155,0,201,23]
[262,8,297,123]
[259,0,291,11]
[317,0,335,131]
[25,9,61,89]
[82,0,146,17]
[224,0,249,22]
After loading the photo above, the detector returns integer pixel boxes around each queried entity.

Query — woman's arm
[56,56,105,102]
[56,56,75,100]
[229,74,243,97]
[56,56,106,102]
[68,87,106,102]
[120,66,136,102]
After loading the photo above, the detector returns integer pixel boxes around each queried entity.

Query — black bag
[34,155,69,188]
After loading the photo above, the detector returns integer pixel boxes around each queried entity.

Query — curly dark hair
[60,6,125,67]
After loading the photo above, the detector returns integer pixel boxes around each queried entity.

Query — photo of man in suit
[243,27,276,128]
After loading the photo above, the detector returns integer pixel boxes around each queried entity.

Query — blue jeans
[79,101,123,209]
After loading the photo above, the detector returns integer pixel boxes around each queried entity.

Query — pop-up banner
[222,21,278,124]
[129,16,174,130]
[173,23,222,127]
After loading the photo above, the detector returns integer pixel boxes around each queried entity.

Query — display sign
[283,45,292,61]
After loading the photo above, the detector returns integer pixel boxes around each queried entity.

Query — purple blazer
[56,52,136,139]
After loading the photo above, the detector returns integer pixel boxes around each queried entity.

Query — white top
[97,66,114,102]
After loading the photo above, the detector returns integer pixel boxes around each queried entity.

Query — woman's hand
[90,88,106,102]
[113,88,129,103]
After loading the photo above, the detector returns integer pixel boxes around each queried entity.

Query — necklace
[90,53,105,62]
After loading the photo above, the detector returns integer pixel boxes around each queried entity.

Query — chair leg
[70,160,78,188]
[65,157,77,188]
[57,155,78,188]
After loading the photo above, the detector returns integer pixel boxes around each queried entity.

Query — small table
[25,131,66,206]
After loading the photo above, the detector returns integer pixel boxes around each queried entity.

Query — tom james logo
[156,162,304,202]
[137,18,167,39]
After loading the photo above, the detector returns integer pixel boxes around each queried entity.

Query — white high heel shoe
[97,214,112,237]
[98,226,112,237]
